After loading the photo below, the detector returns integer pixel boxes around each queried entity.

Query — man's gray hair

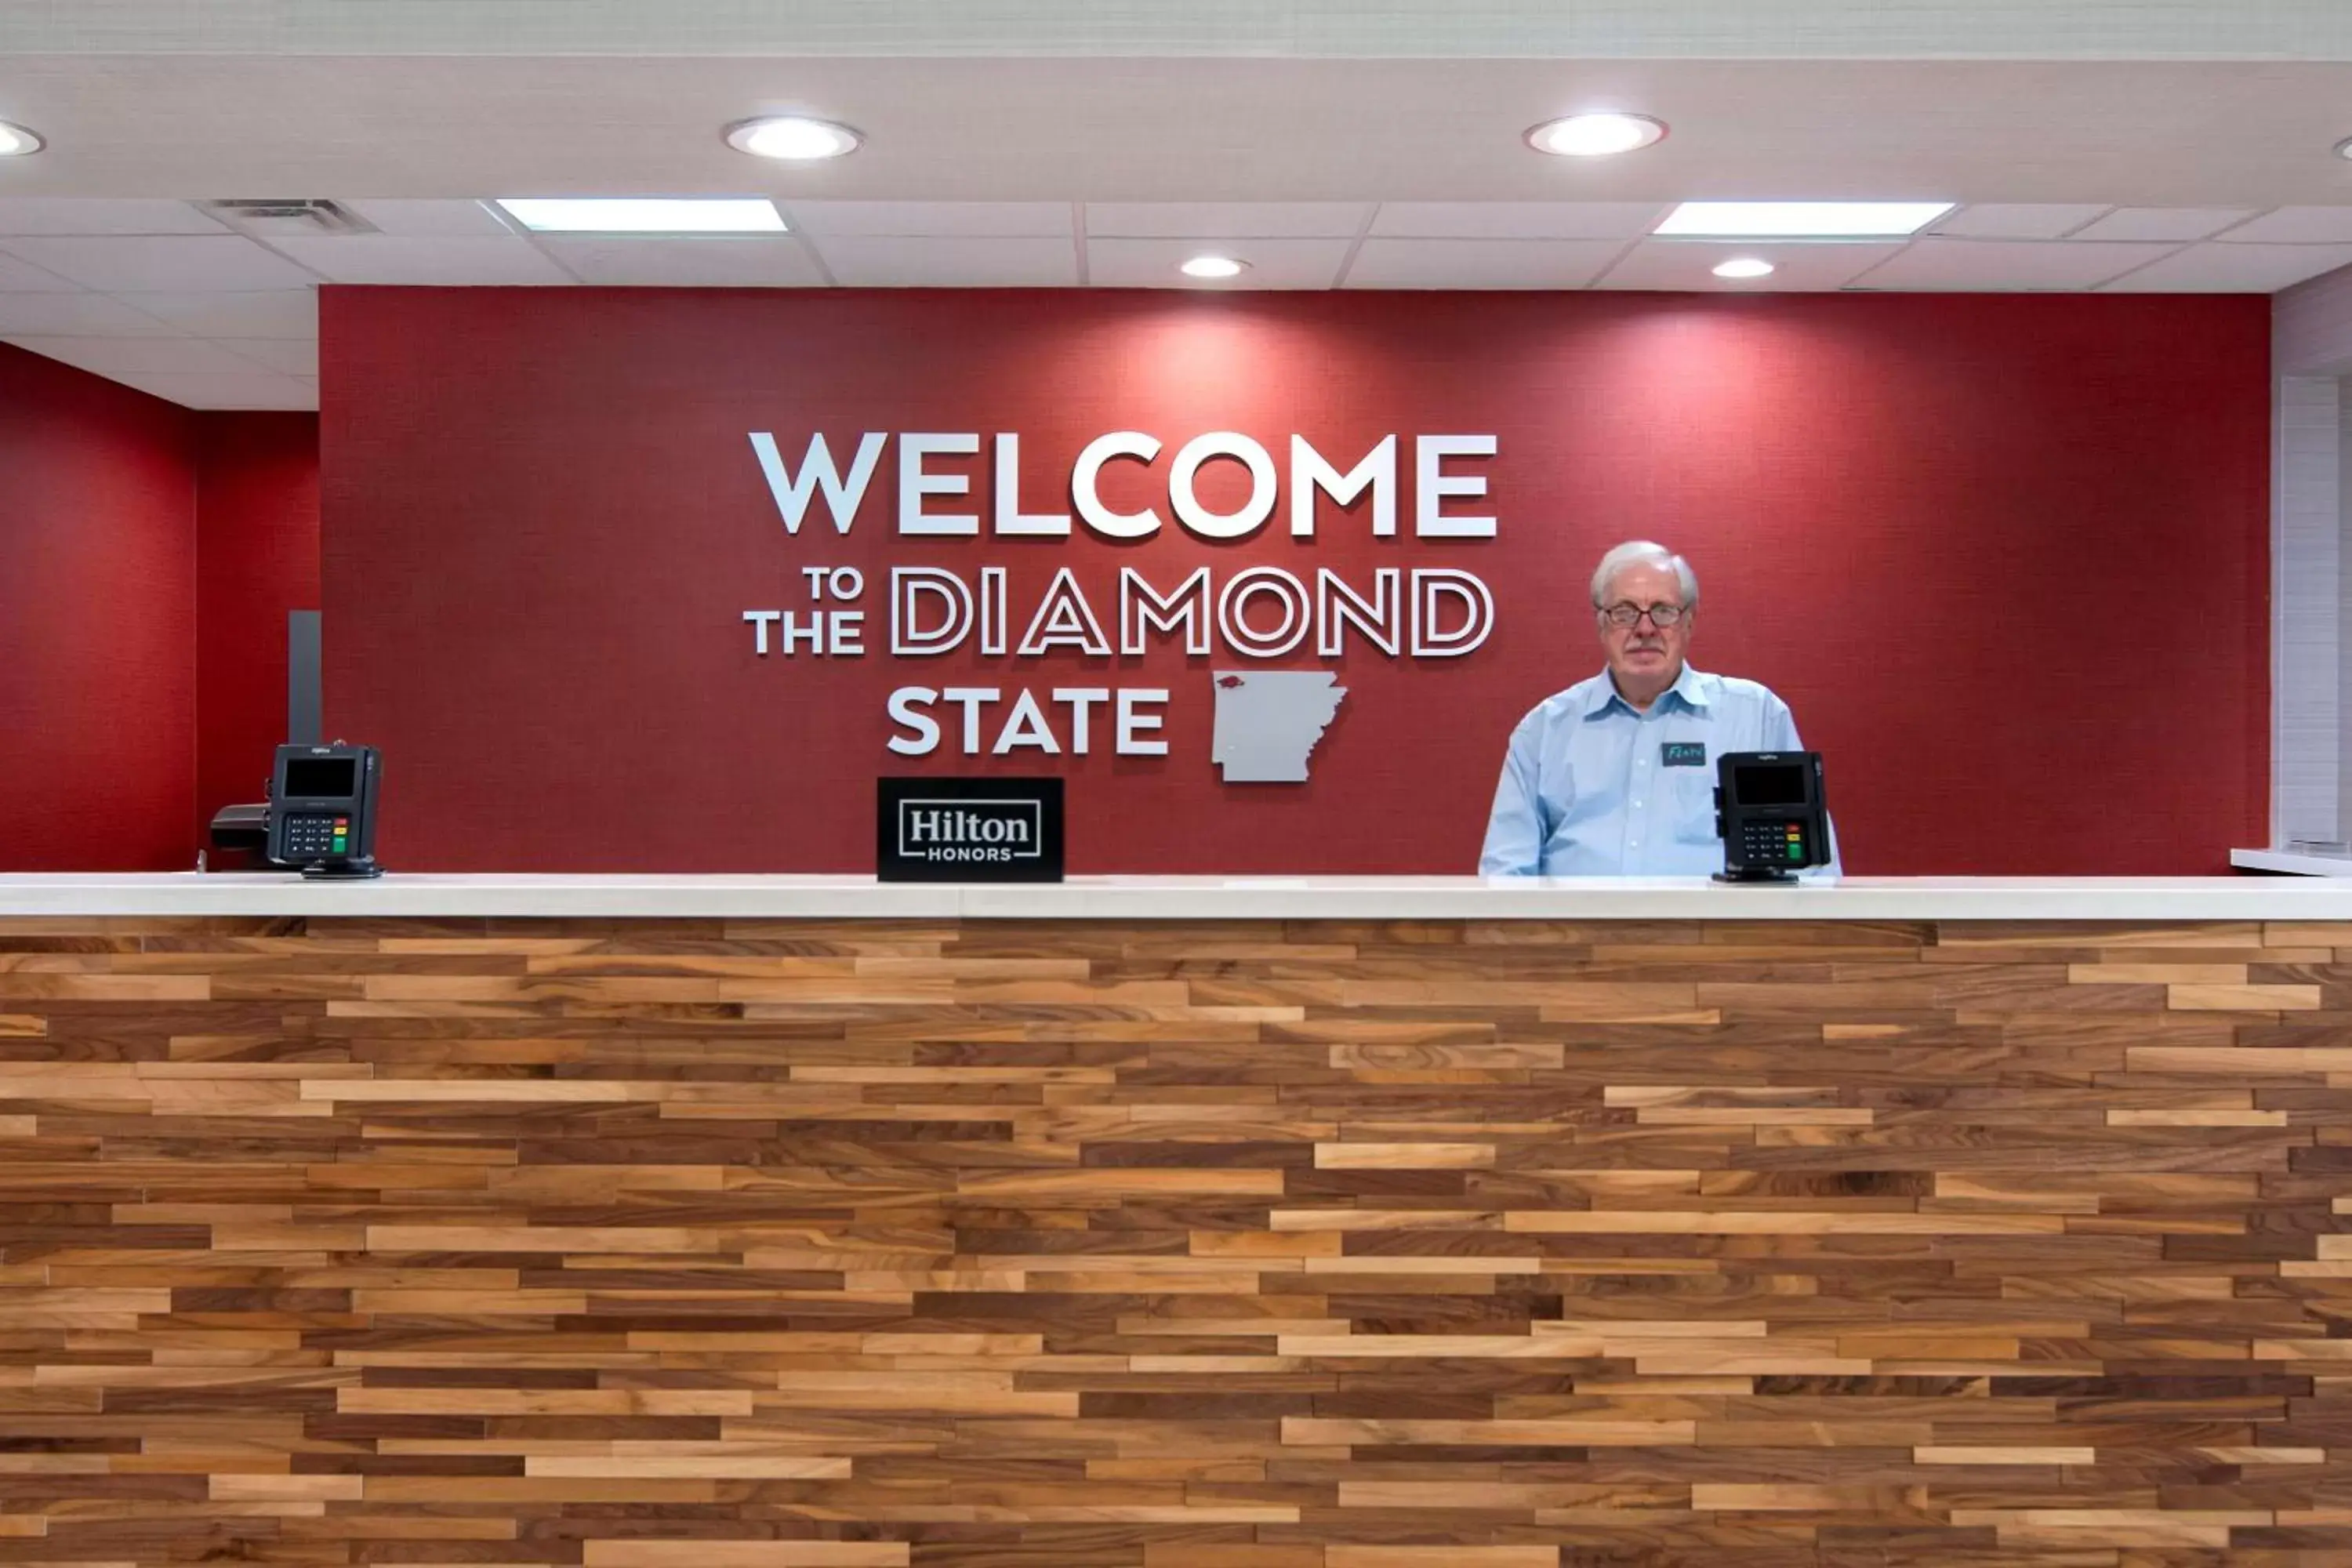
[1590,540,1700,611]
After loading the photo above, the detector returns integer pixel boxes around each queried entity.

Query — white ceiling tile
[2099,241,2352,292]
[96,368,318,411]
[1086,237,1349,289]
[0,235,318,292]
[1595,239,1904,292]
[1928,205,2111,239]
[0,199,227,236]
[0,293,186,336]
[1086,202,1372,238]
[786,201,1071,238]
[814,235,1077,287]
[1847,238,2178,290]
[261,235,571,285]
[2216,207,2352,243]
[1370,202,1669,240]
[536,236,826,286]
[2,335,281,377]
[0,252,77,291]
[2068,206,2259,242]
[338,198,517,238]
[1343,238,1622,289]
[216,337,320,375]
[112,289,317,338]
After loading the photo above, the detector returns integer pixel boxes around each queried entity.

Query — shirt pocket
[1668,768,1720,844]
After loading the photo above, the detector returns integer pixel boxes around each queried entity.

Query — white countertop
[2232,847,2352,877]
[0,872,2348,921]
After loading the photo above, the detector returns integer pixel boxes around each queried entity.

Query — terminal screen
[1734,763,1807,808]
[284,757,358,797]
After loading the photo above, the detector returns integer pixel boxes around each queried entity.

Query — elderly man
[1479,540,1838,877]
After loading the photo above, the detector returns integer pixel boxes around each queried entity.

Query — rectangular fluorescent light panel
[495,198,786,234]
[1655,201,1954,238]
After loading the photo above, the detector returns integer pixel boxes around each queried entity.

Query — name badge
[1661,742,1706,768]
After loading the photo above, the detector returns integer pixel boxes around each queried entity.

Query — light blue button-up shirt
[1478,664,1840,877]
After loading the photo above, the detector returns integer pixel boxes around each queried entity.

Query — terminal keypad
[281,813,350,858]
[1739,819,1808,865]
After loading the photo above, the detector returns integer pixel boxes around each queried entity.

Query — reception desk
[3,875,2350,1563]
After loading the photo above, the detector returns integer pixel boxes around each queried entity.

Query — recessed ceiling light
[1525,114,1667,158]
[1180,256,1248,280]
[2337,135,2352,161]
[1712,258,1775,279]
[0,121,43,157]
[495,198,787,234]
[726,117,862,161]
[1657,201,1953,238]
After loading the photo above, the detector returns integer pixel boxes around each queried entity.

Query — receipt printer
[265,743,382,879]
[1712,751,1829,883]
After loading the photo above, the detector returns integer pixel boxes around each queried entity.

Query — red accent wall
[0,344,198,871]
[321,287,2270,876]
[0,348,320,873]
[196,412,321,837]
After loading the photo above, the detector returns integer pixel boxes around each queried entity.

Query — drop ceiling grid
[4,197,2352,408]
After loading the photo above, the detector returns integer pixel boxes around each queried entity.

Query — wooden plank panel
[0,913,2344,1563]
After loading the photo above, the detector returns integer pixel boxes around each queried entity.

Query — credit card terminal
[1712,751,1828,884]
[267,743,382,879]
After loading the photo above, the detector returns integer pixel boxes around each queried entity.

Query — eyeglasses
[1599,601,1687,628]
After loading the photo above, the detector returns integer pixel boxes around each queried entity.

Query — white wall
[2271,262,2352,847]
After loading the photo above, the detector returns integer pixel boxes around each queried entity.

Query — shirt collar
[1584,662,1711,718]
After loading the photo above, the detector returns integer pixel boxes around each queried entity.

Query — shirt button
[1633,800,1642,808]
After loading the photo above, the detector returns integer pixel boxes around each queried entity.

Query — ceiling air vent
[204,199,378,238]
